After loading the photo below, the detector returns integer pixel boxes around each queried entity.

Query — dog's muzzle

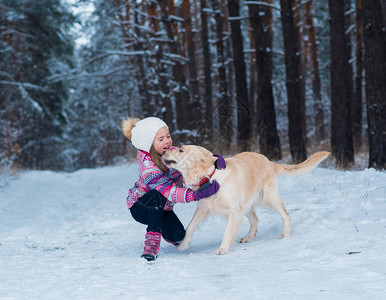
[163,159,177,165]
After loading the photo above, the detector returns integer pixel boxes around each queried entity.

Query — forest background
[0,0,385,172]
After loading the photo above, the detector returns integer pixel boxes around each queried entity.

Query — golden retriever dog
[163,145,330,255]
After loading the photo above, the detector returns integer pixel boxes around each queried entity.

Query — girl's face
[153,126,172,155]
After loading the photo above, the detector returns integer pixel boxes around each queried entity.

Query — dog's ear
[198,150,217,170]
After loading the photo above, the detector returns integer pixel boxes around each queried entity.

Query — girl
[121,117,222,261]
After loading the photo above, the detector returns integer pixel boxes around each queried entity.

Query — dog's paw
[280,232,291,239]
[178,241,190,251]
[239,236,253,243]
[216,248,229,255]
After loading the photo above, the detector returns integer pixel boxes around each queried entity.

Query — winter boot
[162,236,180,247]
[141,231,161,261]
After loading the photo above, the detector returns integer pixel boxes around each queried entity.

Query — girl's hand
[193,180,220,201]
[213,154,226,169]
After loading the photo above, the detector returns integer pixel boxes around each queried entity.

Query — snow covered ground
[1,163,386,299]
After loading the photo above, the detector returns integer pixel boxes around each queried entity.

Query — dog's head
[163,145,217,188]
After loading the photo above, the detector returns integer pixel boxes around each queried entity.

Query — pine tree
[0,0,75,169]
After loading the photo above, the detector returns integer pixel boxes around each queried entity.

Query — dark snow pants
[130,190,186,243]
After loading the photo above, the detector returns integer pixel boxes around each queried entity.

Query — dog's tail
[274,151,330,176]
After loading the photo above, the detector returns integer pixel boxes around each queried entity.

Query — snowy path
[1,165,386,299]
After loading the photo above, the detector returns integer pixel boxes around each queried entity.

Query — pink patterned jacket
[126,149,195,210]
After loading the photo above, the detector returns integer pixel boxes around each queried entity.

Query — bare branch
[0,80,51,92]
[244,1,281,11]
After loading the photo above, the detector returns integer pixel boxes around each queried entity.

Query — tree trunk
[249,1,281,159]
[116,0,151,117]
[211,0,231,149]
[304,0,325,142]
[279,0,307,163]
[159,0,190,130]
[382,2,386,27]
[228,0,251,151]
[293,0,307,146]
[167,0,180,42]
[352,0,364,148]
[181,0,201,129]
[248,18,257,138]
[200,0,214,140]
[362,0,386,169]
[133,5,152,117]
[344,0,355,142]
[193,0,201,88]
[328,0,354,168]
[147,1,173,127]
[221,0,234,146]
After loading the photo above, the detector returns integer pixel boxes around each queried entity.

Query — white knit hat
[130,117,168,152]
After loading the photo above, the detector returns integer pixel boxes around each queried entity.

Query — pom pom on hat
[128,117,168,152]
[121,117,140,140]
